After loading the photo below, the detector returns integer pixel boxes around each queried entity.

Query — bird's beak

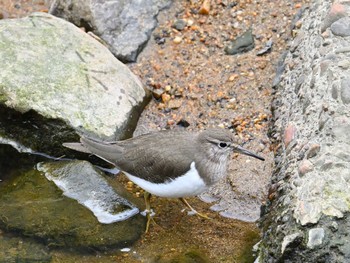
[233,145,265,161]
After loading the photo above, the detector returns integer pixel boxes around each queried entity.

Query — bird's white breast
[124,162,207,198]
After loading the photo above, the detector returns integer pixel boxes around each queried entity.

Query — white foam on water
[37,161,139,224]
[0,137,33,153]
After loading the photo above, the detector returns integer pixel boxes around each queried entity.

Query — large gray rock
[0,160,146,249]
[0,13,149,157]
[48,0,172,62]
[258,1,350,262]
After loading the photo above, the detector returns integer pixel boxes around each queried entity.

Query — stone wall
[259,0,350,262]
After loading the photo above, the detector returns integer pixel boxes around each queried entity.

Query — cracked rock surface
[259,0,350,262]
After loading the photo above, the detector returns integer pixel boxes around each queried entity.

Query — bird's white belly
[124,162,207,198]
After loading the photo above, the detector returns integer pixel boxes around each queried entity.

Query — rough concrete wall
[259,0,350,262]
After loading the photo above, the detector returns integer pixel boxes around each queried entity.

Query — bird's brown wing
[81,131,198,184]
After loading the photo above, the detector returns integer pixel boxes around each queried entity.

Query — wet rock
[330,17,350,37]
[48,0,172,62]
[224,28,255,55]
[0,161,146,249]
[0,235,51,263]
[38,160,140,223]
[0,13,149,157]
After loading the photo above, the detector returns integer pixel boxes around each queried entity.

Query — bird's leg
[179,198,211,219]
[143,191,157,233]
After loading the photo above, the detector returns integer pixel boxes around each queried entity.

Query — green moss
[236,228,260,263]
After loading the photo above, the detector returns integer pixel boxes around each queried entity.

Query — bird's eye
[219,142,228,148]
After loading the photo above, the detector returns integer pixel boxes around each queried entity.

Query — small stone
[228,74,239,82]
[307,228,325,249]
[152,88,164,99]
[338,60,350,69]
[330,17,350,37]
[173,36,183,44]
[340,78,350,104]
[256,40,273,56]
[306,144,321,159]
[168,99,182,109]
[187,19,194,26]
[199,0,211,15]
[298,159,314,176]
[321,3,347,32]
[161,93,171,103]
[172,19,187,31]
[284,123,297,147]
[177,119,190,127]
[224,28,255,55]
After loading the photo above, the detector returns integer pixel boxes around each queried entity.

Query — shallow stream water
[0,145,260,262]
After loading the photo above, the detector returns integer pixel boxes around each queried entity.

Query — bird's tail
[64,137,122,165]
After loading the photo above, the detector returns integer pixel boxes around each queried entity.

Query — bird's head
[199,128,265,162]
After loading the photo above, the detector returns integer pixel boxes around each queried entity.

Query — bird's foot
[140,208,155,217]
[141,209,157,233]
[194,210,211,220]
[179,198,212,220]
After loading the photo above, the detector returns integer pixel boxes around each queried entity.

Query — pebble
[338,60,350,69]
[283,123,297,147]
[256,40,273,56]
[198,0,211,15]
[321,3,347,32]
[224,28,255,55]
[161,93,171,103]
[330,17,350,37]
[168,99,182,109]
[173,36,183,44]
[298,159,314,176]
[152,88,164,99]
[307,228,325,249]
[172,19,187,31]
[306,144,321,159]
[164,85,172,92]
